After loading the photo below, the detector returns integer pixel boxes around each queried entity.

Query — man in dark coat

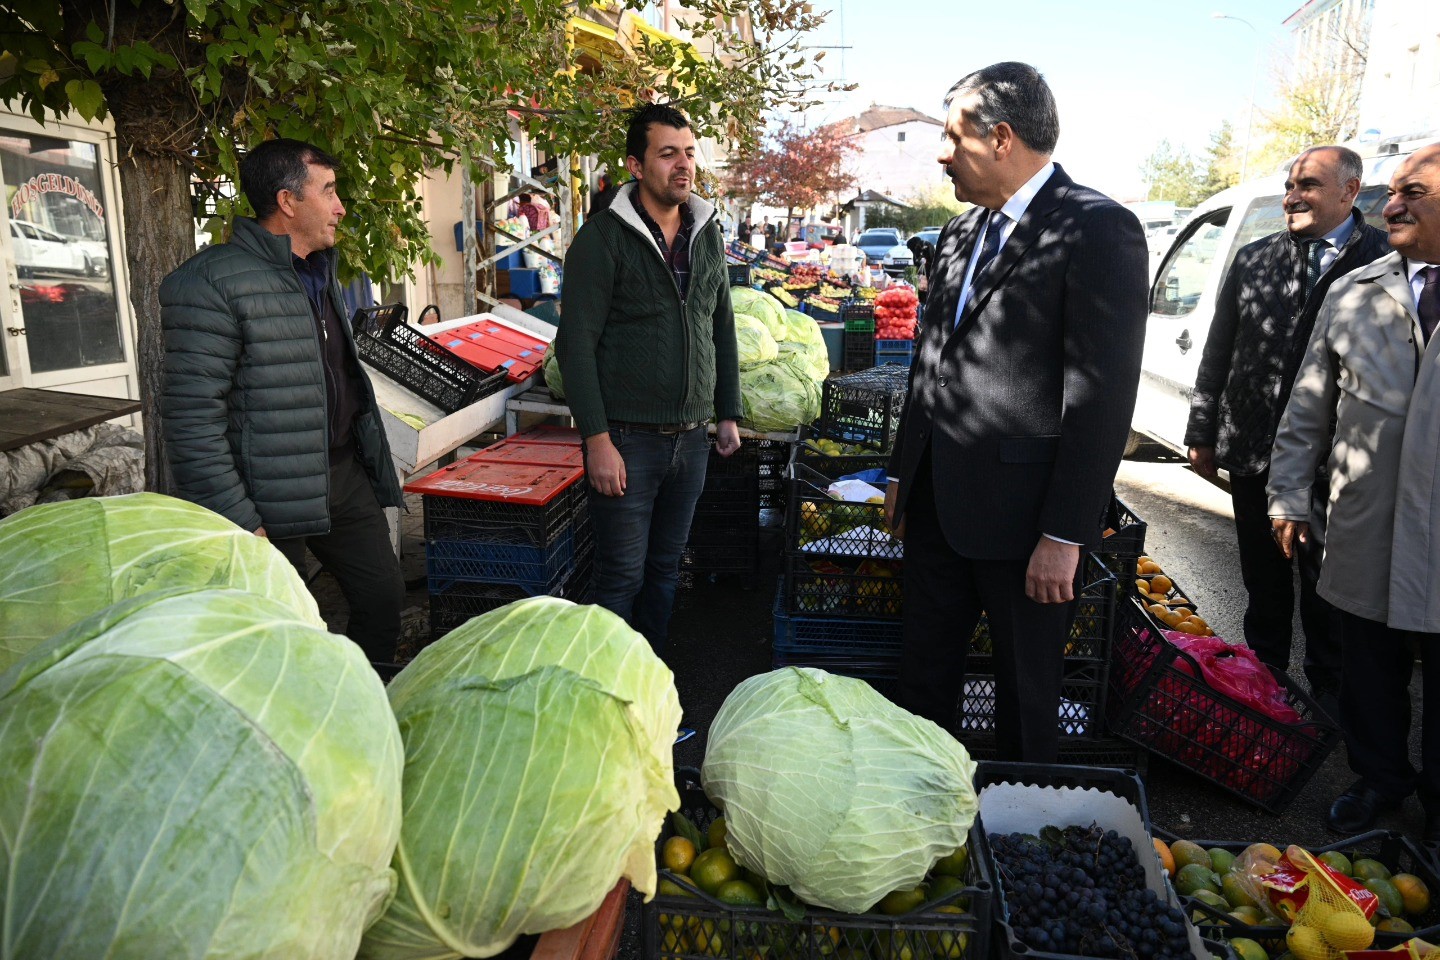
[883,62,1148,761]
[160,138,405,662]
[1185,145,1390,710]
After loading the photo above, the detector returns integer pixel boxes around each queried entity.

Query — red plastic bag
[1161,632,1303,725]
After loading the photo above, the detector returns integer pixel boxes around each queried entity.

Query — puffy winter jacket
[1184,209,1390,476]
[159,217,402,537]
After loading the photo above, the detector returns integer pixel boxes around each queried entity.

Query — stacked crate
[406,433,592,640]
[840,301,876,371]
[684,439,762,578]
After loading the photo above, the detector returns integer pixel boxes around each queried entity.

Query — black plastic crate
[817,366,909,451]
[786,462,896,558]
[790,434,893,479]
[970,552,1117,662]
[1153,827,1440,949]
[772,581,903,659]
[355,315,508,414]
[683,541,759,577]
[727,263,753,287]
[975,761,1150,820]
[964,735,1149,775]
[427,541,593,638]
[1095,496,1148,585]
[425,522,591,586]
[422,480,586,547]
[841,300,875,330]
[643,769,994,960]
[754,438,791,511]
[957,661,1108,741]
[1107,595,1341,813]
[784,554,903,621]
[842,329,876,371]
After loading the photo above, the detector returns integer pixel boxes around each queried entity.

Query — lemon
[1320,911,1376,951]
[932,845,970,878]
[1230,938,1269,960]
[716,880,764,907]
[1286,924,1329,960]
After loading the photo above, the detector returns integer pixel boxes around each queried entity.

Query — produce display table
[0,388,139,452]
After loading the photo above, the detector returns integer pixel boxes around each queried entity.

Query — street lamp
[1213,12,1261,182]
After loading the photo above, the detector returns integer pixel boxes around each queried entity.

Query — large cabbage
[362,598,681,960]
[779,308,831,379]
[739,357,822,431]
[730,286,787,341]
[702,667,977,914]
[0,588,403,960]
[735,311,779,369]
[543,348,565,399]
[0,493,321,671]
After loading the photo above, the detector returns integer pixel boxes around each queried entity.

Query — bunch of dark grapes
[990,825,1193,960]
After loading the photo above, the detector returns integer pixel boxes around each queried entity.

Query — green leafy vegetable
[362,597,681,960]
[735,311,780,369]
[702,667,977,914]
[0,493,322,671]
[731,286,788,341]
[543,348,566,399]
[739,358,822,431]
[0,588,403,960]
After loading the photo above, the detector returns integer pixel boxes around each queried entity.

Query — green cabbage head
[362,597,681,960]
[739,357,822,431]
[730,286,787,341]
[735,311,779,369]
[543,348,565,399]
[0,492,321,671]
[702,667,977,914]
[0,587,404,960]
[779,309,831,379]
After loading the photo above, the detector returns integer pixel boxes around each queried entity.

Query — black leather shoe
[1328,784,1403,833]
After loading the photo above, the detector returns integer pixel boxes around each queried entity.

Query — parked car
[881,244,913,276]
[913,227,943,249]
[854,228,904,265]
[10,219,105,278]
[1128,134,1439,457]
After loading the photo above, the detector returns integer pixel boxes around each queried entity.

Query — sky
[795,0,1310,201]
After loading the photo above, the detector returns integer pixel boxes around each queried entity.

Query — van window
[1150,209,1230,318]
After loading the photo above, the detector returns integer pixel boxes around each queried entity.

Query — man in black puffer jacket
[1185,145,1389,707]
[160,138,405,662]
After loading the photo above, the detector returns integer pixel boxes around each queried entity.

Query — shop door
[0,129,129,386]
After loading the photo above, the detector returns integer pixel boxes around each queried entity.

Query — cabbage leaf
[0,588,403,960]
[363,598,680,960]
[702,667,977,913]
[739,358,822,431]
[543,348,565,399]
[0,493,321,671]
[730,286,787,341]
[735,311,779,369]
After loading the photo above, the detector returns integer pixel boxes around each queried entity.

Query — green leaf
[85,20,104,44]
[766,884,807,922]
[63,78,104,120]
[670,812,707,851]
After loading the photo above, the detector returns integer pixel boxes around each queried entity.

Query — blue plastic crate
[772,583,904,658]
[428,542,594,638]
[426,525,589,586]
[875,338,914,368]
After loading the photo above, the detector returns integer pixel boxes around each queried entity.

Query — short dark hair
[625,104,691,163]
[239,138,339,221]
[944,61,1059,155]
[1297,145,1364,184]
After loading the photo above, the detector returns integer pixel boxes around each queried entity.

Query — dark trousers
[1230,469,1341,694]
[584,425,709,654]
[897,448,1077,762]
[1337,610,1440,805]
[272,453,404,663]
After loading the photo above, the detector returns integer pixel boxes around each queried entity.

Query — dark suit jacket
[887,164,1148,559]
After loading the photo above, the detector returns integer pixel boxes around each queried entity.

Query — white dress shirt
[1310,215,1356,275]
[954,161,1056,325]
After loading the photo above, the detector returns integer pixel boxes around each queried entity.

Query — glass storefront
[2,131,125,374]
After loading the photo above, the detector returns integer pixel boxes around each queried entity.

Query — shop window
[897,132,906,142]
[2,132,124,374]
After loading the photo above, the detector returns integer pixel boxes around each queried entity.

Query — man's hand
[883,479,906,541]
[714,419,741,457]
[585,432,626,496]
[1188,445,1218,480]
[1271,518,1309,560]
[1026,537,1080,604]
[254,526,267,538]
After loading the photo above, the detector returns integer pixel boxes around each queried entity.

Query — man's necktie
[1420,264,1440,344]
[1304,239,1326,297]
[973,210,1008,279]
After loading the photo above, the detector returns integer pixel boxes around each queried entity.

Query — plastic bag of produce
[362,598,680,960]
[0,492,322,672]
[0,587,404,960]
[543,348,566,399]
[735,311,779,369]
[702,667,977,913]
[731,287,787,341]
[739,357,821,431]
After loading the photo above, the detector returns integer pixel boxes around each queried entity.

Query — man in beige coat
[1269,143,1440,838]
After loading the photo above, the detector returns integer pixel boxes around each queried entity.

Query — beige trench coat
[1268,250,1440,632]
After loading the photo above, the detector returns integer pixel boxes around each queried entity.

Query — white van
[1128,135,1439,456]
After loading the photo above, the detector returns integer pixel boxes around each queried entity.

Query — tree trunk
[112,136,194,494]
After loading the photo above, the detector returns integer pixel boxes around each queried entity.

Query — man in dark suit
[883,62,1148,761]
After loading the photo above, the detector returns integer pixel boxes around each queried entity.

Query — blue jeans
[585,424,709,652]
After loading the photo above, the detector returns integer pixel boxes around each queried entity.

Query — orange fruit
[1185,615,1210,631]
[1139,559,1162,575]
[1148,603,1170,620]
[1136,579,1152,595]
[1174,620,1203,634]
[663,836,697,874]
[1392,873,1431,915]
[1154,838,1176,876]
[1149,574,1174,595]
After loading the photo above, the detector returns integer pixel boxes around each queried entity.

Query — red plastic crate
[404,459,582,507]
[475,437,584,468]
[427,318,549,382]
[509,424,582,446]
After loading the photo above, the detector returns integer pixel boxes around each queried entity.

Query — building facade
[1353,0,1440,140]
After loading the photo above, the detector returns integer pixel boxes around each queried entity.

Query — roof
[820,105,943,139]
[840,189,908,212]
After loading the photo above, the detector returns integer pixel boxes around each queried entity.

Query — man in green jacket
[159,138,405,662]
[556,104,743,653]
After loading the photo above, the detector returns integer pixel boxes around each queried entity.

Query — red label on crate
[404,458,581,505]
[428,319,549,383]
